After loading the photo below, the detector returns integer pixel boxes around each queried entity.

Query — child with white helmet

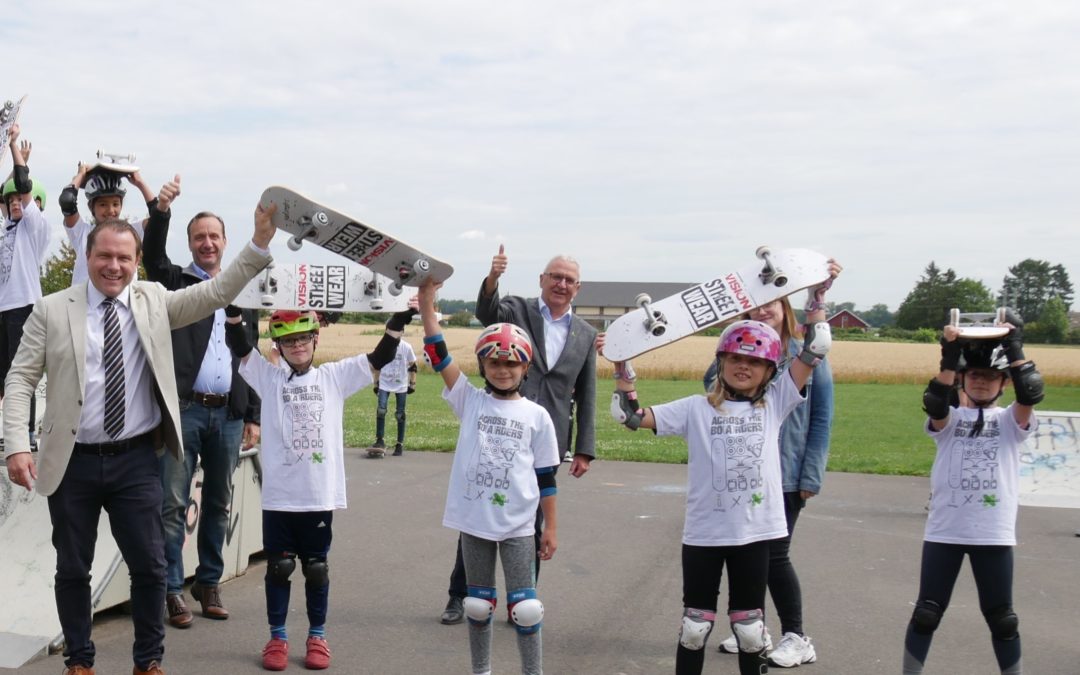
[417,278,560,675]
[224,302,417,671]
[608,274,837,675]
[902,311,1042,674]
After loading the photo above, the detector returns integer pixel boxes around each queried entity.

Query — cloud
[458,230,487,240]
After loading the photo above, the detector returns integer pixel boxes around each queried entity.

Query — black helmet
[958,342,1008,372]
[84,170,127,206]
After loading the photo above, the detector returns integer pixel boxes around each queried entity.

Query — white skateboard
[233,262,410,313]
[950,308,1009,340]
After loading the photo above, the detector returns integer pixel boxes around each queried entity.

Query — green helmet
[268,310,320,340]
[2,178,47,208]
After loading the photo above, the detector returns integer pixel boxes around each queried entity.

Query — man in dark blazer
[440,244,597,624]
[3,201,276,675]
[141,189,262,628]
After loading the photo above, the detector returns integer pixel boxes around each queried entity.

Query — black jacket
[142,206,261,424]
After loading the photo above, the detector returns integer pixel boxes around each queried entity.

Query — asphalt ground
[7,450,1078,674]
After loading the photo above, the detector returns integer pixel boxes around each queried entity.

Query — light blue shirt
[538,297,572,367]
[189,263,233,395]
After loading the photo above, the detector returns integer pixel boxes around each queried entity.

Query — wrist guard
[423,334,452,372]
[613,361,637,383]
[224,304,242,318]
[1000,308,1026,363]
[59,185,80,216]
[610,390,644,430]
[798,321,831,367]
[225,319,253,358]
[804,278,833,312]
[922,378,953,420]
[386,307,418,333]
[939,337,962,371]
[368,331,402,370]
[12,165,31,195]
[1010,361,1044,406]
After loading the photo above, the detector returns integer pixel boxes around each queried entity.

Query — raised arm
[475,244,510,325]
[60,162,90,228]
[141,175,183,287]
[419,278,461,389]
[999,309,1042,430]
[610,360,656,431]
[788,258,841,391]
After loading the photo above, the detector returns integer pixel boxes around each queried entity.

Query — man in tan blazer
[2,190,277,675]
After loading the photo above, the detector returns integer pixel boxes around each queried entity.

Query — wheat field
[271,324,1080,385]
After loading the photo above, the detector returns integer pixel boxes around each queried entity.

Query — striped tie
[101,297,126,439]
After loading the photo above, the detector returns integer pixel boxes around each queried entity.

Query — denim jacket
[702,337,834,494]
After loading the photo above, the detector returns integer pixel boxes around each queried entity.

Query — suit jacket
[141,206,261,423]
[475,282,597,460]
[2,244,271,496]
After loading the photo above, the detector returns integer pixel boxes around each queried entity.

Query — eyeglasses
[278,333,315,347]
[543,272,579,287]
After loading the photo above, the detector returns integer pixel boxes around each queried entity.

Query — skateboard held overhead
[949,307,1009,340]
[259,186,453,296]
[602,247,832,362]
[86,148,139,174]
[232,262,411,313]
[0,95,28,169]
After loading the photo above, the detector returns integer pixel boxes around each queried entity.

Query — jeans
[375,389,407,444]
[161,401,243,594]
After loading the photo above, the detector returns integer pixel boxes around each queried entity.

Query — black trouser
[678,540,772,675]
[48,440,166,670]
[766,491,805,635]
[0,304,36,442]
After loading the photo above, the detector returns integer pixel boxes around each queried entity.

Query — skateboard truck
[96,149,137,165]
[755,246,788,288]
[636,293,667,337]
[366,275,385,311]
[287,210,331,251]
[950,307,1006,328]
[258,264,278,307]
[387,258,432,296]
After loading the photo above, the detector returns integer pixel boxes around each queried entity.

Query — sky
[5,0,1079,311]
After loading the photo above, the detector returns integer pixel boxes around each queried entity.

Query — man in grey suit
[440,244,598,624]
[3,198,277,675]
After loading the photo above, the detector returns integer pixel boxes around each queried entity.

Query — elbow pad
[922,378,953,420]
[225,319,253,359]
[610,390,644,430]
[12,165,31,195]
[59,186,80,216]
[798,322,832,367]
[1010,362,1044,406]
[367,332,401,370]
[536,467,557,497]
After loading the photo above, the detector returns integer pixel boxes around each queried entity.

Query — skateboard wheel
[772,273,788,288]
[388,282,404,297]
[996,307,1006,324]
[313,211,330,227]
[260,294,274,307]
[949,308,960,326]
[414,258,431,275]
[635,293,652,308]
[755,245,771,260]
[287,236,304,252]
[370,300,384,311]
[651,323,667,337]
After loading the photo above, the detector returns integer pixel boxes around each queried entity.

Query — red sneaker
[262,638,288,671]
[304,636,331,670]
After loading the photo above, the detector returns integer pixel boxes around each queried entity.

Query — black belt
[189,391,229,407]
[73,431,154,456]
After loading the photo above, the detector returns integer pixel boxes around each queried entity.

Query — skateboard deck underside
[233,262,410,312]
[602,249,831,361]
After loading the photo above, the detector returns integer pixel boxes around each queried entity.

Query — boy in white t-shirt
[417,279,559,675]
[225,304,416,671]
[369,340,418,456]
[903,313,1042,675]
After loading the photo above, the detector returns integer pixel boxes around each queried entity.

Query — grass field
[285,324,1080,477]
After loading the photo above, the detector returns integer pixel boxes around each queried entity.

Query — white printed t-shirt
[377,342,417,394]
[66,216,145,285]
[0,199,50,312]
[442,376,560,542]
[239,350,374,511]
[924,404,1035,546]
[651,373,804,547]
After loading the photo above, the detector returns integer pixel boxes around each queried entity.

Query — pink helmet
[717,320,782,365]
[475,323,533,364]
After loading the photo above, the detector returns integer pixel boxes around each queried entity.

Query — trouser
[161,401,243,594]
[375,389,407,444]
[0,304,37,443]
[461,533,541,675]
[263,510,334,629]
[903,541,1020,674]
[679,540,772,675]
[48,440,166,670]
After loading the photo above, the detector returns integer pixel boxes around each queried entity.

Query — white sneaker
[768,632,817,668]
[717,629,773,654]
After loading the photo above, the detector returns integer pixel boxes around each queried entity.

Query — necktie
[101,297,126,439]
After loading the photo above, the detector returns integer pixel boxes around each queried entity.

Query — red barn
[827,309,870,331]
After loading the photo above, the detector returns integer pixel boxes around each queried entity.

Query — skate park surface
[5,451,1077,675]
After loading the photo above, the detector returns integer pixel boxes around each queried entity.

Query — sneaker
[392,443,403,456]
[262,638,288,671]
[440,596,464,625]
[304,636,331,669]
[768,632,816,668]
[718,629,773,653]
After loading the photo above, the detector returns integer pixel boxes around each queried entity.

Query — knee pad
[508,588,544,635]
[376,404,388,417]
[729,608,766,652]
[985,605,1019,641]
[679,607,715,651]
[395,409,406,425]
[464,585,497,626]
[911,599,945,635]
[301,558,329,589]
[266,553,297,587]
